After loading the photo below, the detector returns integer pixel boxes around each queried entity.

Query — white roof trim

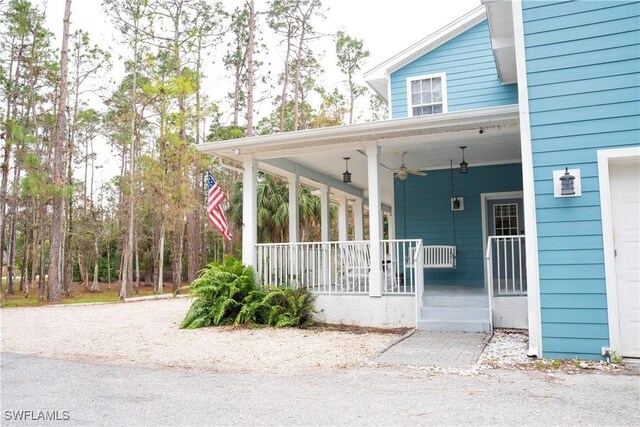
[197,105,519,159]
[364,5,487,101]
[483,0,517,84]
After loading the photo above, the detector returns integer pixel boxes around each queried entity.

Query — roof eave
[483,0,517,84]
[197,104,520,159]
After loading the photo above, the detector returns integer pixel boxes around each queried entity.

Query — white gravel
[1,300,625,375]
[477,329,624,373]
[1,298,400,373]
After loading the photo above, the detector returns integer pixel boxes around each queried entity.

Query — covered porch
[197,105,528,330]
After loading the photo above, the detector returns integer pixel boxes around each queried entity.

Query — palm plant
[227,172,323,243]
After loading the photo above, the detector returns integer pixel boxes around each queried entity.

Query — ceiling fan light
[397,168,408,180]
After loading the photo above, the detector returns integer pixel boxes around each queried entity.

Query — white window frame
[406,72,448,117]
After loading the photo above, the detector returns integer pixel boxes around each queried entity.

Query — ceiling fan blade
[409,169,427,176]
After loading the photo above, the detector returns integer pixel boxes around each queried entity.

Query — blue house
[199,0,640,361]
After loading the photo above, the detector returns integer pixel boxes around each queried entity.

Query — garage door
[610,159,640,358]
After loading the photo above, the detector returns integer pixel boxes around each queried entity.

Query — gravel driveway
[1,298,400,373]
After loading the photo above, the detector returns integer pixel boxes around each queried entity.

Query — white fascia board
[484,0,517,85]
[196,104,520,159]
[364,5,486,94]
[512,0,542,358]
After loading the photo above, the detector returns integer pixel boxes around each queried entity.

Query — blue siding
[390,21,518,118]
[394,163,523,287]
[523,0,640,359]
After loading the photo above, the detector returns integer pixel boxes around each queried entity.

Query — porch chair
[339,242,370,292]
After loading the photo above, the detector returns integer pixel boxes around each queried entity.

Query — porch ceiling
[198,105,522,207]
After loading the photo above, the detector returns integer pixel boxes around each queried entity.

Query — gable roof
[364,5,487,101]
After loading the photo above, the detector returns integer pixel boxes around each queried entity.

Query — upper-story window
[407,73,447,117]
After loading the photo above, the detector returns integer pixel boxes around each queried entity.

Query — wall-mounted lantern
[553,167,581,198]
[342,157,352,183]
[451,197,464,211]
[560,168,575,195]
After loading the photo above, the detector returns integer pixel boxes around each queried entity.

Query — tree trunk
[38,204,46,301]
[279,35,292,133]
[156,220,165,294]
[172,221,185,292]
[62,122,74,296]
[292,20,307,132]
[5,175,19,295]
[106,241,112,290]
[186,211,198,285]
[134,227,140,294]
[90,234,99,292]
[246,0,255,137]
[48,0,72,303]
[77,253,87,288]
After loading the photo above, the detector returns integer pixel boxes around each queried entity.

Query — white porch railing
[256,239,422,295]
[485,235,527,297]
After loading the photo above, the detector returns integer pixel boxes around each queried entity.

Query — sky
[41,0,481,97]
[38,0,481,183]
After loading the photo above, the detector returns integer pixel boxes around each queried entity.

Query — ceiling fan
[394,152,427,180]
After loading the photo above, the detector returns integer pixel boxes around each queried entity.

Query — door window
[494,204,519,236]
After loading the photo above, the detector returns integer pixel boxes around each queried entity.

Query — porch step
[423,295,489,308]
[419,290,491,333]
[417,319,491,333]
[421,306,489,321]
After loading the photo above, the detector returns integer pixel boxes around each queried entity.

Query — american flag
[207,172,232,241]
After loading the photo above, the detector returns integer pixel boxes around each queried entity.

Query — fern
[180,256,316,329]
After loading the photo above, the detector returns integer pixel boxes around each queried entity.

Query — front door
[486,197,526,295]
[610,159,640,358]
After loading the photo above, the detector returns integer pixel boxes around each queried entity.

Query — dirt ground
[1,297,401,373]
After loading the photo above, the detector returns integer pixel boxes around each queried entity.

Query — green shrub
[180,257,260,329]
[264,286,316,327]
[180,257,316,329]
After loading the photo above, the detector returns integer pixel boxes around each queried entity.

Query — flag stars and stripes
[207,172,232,241]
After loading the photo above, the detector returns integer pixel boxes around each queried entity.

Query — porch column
[287,172,299,243]
[353,198,364,240]
[337,195,348,241]
[319,185,330,242]
[366,142,384,297]
[242,155,258,267]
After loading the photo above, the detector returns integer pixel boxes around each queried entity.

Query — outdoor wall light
[342,157,352,183]
[451,197,464,211]
[553,167,581,198]
[232,148,241,156]
[560,168,575,195]
[459,146,468,174]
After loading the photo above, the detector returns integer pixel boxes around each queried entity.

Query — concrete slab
[375,330,491,368]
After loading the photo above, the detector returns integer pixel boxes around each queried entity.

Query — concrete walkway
[375,331,490,368]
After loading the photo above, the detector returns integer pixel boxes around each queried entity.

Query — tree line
[0,0,386,303]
